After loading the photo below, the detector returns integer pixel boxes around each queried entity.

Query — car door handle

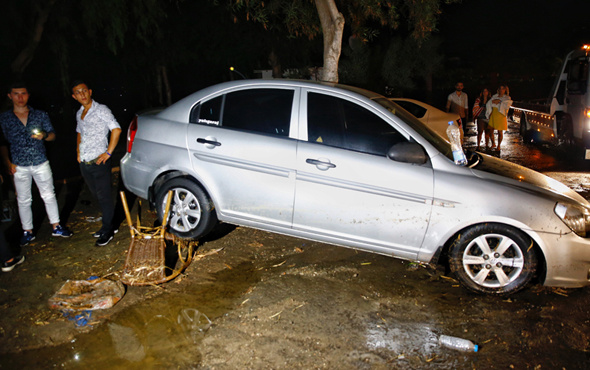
[306,158,336,169]
[197,138,221,147]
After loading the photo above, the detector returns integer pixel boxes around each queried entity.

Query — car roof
[157,79,384,121]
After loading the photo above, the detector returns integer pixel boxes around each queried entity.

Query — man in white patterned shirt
[71,80,121,246]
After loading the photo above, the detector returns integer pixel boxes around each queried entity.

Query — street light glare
[229,67,246,79]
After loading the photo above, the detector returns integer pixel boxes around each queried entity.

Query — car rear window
[191,88,294,137]
[392,100,427,119]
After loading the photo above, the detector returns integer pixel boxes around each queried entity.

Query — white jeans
[13,161,60,230]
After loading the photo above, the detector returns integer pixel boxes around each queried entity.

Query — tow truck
[512,45,590,158]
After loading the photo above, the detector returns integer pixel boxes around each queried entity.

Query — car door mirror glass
[387,142,428,164]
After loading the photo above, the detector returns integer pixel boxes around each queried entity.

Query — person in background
[472,88,492,150]
[446,81,469,139]
[71,80,121,247]
[0,174,24,272]
[0,229,23,272]
[0,82,73,246]
[486,85,513,151]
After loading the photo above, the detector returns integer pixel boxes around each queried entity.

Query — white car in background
[390,98,463,142]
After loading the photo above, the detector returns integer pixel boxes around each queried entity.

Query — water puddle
[2,260,260,369]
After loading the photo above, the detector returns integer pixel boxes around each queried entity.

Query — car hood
[470,153,589,206]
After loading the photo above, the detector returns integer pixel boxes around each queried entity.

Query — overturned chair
[119,191,196,286]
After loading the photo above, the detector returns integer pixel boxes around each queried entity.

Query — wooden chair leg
[120,191,135,238]
[161,190,173,238]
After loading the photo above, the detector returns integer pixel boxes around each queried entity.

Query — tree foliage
[221,0,460,82]
[379,36,443,96]
[78,0,165,54]
[223,0,459,41]
[0,0,167,78]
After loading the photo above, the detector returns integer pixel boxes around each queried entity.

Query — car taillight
[127,116,138,153]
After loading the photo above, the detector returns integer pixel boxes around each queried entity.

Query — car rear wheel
[156,178,217,239]
[448,224,537,295]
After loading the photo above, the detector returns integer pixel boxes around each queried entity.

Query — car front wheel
[448,224,537,295]
[155,178,217,239]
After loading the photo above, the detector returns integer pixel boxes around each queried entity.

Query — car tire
[556,112,574,146]
[156,178,217,239]
[448,224,537,295]
[520,113,533,143]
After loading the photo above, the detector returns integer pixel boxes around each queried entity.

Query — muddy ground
[1,124,590,369]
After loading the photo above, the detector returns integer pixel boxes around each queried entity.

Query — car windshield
[372,97,453,159]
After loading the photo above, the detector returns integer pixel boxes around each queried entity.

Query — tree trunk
[11,0,57,76]
[424,71,433,104]
[314,0,344,83]
[156,68,163,106]
[160,65,172,106]
[268,51,282,79]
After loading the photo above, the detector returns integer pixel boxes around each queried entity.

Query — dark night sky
[441,0,590,61]
[3,0,590,109]
[437,0,590,99]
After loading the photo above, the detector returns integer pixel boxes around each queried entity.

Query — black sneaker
[2,255,25,272]
[96,231,114,246]
[93,228,119,238]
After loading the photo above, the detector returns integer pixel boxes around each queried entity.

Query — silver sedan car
[121,79,590,295]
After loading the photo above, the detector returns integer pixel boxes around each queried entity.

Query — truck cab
[513,45,590,157]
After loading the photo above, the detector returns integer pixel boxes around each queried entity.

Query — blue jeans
[80,161,114,234]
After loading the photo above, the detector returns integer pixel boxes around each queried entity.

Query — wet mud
[1,121,590,369]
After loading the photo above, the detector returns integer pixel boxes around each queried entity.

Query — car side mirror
[387,142,428,164]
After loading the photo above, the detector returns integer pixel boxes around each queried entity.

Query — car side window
[307,92,406,156]
[191,89,294,137]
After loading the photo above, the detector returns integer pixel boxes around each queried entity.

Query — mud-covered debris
[194,247,224,261]
[48,278,125,311]
[440,275,458,283]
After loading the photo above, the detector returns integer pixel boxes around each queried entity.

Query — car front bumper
[540,230,590,288]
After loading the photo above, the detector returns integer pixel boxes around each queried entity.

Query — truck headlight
[555,202,590,237]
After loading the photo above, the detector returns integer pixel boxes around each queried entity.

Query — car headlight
[555,202,590,237]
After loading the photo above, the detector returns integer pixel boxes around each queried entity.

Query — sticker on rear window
[199,119,220,125]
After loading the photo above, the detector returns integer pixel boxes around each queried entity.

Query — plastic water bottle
[446,121,467,165]
[438,334,478,352]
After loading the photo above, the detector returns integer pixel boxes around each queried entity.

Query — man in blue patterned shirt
[72,80,121,247]
[0,82,73,246]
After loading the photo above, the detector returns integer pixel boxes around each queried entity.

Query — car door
[293,90,434,259]
[186,87,299,228]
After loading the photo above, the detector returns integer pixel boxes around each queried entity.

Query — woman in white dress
[486,85,513,151]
